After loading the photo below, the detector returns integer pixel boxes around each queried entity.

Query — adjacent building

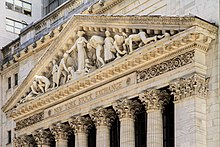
[0,0,219,147]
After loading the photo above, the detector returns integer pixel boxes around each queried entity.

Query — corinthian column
[33,129,52,147]
[50,123,69,147]
[169,74,209,147]
[14,135,35,147]
[139,89,169,147]
[90,108,115,147]
[69,116,92,147]
[113,99,141,147]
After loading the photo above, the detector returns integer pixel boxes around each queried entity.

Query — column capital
[14,135,34,146]
[68,116,92,134]
[113,99,141,119]
[89,107,115,127]
[33,129,52,145]
[139,89,170,112]
[50,123,70,140]
[169,73,209,102]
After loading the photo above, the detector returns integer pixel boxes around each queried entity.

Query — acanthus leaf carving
[50,123,70,140]
[169,73,209,101]
[139,89,170,112]
[113,99,142,119]
[89,107,116,127]
[68,115,92,134]
[33,129,52,145]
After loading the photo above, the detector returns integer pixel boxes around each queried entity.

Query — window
[14,73,18,86]
[5,0,32,16]
[8,77,11,89]
[6,18,28,34]
[7,130,12,144]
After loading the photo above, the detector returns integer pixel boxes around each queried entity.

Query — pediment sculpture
[17,28,170,105]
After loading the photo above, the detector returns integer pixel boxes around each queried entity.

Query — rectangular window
[14,73,18,86]
[5,0,32,16]
[6,18,28,34]
[8,77,11,89]
[8,130,11,144]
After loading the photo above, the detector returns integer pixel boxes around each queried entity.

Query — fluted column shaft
[113,99,141,147]
[50,123,69,147]
[147,110,163,147]
[75,132,88,147]
[37,145,50,147]
[90,108,115,147]
[139,89,169,147]
[96,126,110,147]
[56,139,68,147]
[120,117,135,147]
[69,116,92,147]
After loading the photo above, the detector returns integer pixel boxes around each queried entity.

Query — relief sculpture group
[18,29,170,104]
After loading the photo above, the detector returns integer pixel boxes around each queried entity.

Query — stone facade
[0,0,219,147]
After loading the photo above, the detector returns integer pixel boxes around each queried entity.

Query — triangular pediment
[2,15,217,120]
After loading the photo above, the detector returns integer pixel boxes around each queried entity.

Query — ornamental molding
[113,99,142,119]
[2,15,216,121]
[89,107,116,127]
[14,135,35,146]
[33,129,52,145]
[68,115,93,134]
[169,73,209,101]
[15,112,44,130]
[137,50,194,83]
[139,89,170,112]
[50,123,70,140]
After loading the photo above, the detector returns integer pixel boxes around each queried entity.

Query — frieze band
[137,50,195,83]
[15,112,44,130]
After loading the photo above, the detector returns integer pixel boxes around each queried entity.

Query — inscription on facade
[45,74,134,117]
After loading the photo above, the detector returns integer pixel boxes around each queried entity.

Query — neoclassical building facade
[0,0,219,147]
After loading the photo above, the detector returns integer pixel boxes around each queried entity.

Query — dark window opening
[88,124,96,147]
[135,108,147,147]
[163,95,174,147]
[14,73,18,86]
[8,77,11,89]
[110,115,120,147]
[8,130,11,144]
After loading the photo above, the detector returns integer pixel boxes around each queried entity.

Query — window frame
[5,0,32,16]
[6,17,28,34]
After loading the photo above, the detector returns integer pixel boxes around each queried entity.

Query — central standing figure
[67,31,88,72]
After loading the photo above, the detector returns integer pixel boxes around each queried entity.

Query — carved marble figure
[85,59,96,73]
[30,81,40,95]
[52,59,59,88]
[104,31,116,63]
[34,75,50,93]
[113,34,127,58]
[67,31,88,72]
[67,67,75,81]
[125,31,171,52]
[57,53,69,85]
[89,35,105,67]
